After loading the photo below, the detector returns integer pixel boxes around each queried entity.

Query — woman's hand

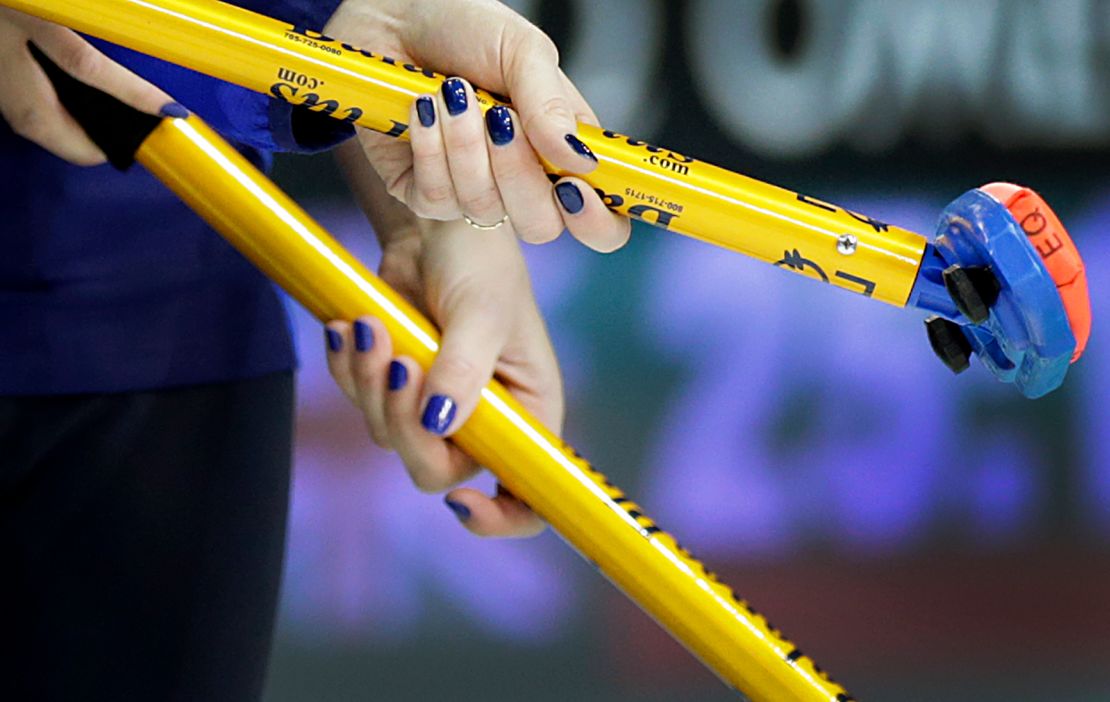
[324,221,561,538]
[323,0,631,252]
[326,144,563,537]
[0,9,169,164]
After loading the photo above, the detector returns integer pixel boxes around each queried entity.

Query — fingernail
[325,328,343,353]
[388,361,408,391]
[416,96,436,128]
[445,498,471,522]
[159,102,189,119]
[555,182,584,214]
[485,106,514,146]
[441,78,468,116]
[421,395,457,435]
[354,320,374,352]
[564,134,597,162]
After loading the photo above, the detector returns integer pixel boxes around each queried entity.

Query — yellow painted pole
[2,0,925,306]
[131,111,856,701]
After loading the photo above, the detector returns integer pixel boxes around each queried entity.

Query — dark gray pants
[0,372,294,701]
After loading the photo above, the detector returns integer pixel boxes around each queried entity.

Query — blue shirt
[0,0,350,395]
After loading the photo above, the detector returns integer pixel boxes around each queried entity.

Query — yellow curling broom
[10,0,1094,699]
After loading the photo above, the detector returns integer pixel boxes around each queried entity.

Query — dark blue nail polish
[441,78,468,116]
[555,181,584,214]
[421,395,457,435]
[159,102,189,119]
[416,96,436,127]
[485,106,514,146]
[445,498,471,522]
[388,361,408,391]
[325,328,343,353]
[354,320,374,352]
[564,134,597,162]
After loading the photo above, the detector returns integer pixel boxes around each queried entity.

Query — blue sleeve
[89,0,351,154]
[232,0,347,30]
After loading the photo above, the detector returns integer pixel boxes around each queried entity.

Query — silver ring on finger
[463,213,509,230]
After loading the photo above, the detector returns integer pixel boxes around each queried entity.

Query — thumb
[417,291,509,437]
[499,24,598,175]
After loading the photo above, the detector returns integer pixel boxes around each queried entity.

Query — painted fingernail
[441,78,468,116]
[564,134,597,162]
[421,395,457,435]
[354,320,374,352]
[325,328,343,353]
[388,361,408,391]
[445,498,471,522]
[416,96,436,127]
[555,182,584,214]
[159,102,189,119]
[486,106,514,146]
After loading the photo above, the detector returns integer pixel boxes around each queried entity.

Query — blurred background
[263,1,1110,700]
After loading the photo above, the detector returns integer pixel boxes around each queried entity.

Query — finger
[417,284,513,438]
[0,39,104,165]
[324,321,357,403]
[553,177,632,253]
[436,77,505,227]
[355,128,424,209]
[384,357,481,493]
[28,24,169,114]
[485,105,565,245]
[443,485,545,538]
[404,94,460,220]
[499,27,597,175]
[346,317,394,448]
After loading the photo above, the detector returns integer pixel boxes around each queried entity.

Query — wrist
[324,0,409,40]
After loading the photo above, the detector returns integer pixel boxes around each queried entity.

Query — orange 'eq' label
[980,182,1090,362]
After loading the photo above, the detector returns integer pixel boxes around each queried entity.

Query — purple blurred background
[262,193,1110,702]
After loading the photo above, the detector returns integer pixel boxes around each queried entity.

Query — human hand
[325,155,564,537]
[322,0,631,252]
[0,8,169,165]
